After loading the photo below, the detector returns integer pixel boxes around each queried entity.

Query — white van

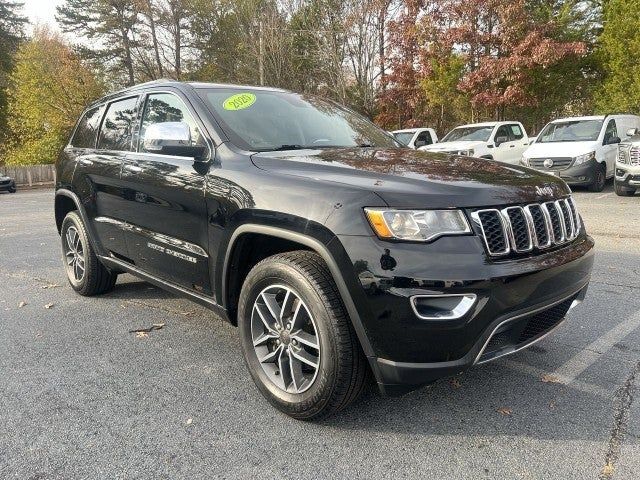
[419,121,529,165]
[391,128,438,149]
[521,114,640,192]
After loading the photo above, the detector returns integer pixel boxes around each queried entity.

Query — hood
[251,148,569,208]
[420,141,484,152]
[524,141,598,158]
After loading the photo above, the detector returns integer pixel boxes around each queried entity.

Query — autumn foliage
[378,0,588,131]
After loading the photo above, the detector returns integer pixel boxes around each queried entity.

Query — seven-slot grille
[618,144,640,166]
[528,157,573,171]
[472,197,581,256]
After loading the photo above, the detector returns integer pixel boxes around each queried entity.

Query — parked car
[615,127,640,196]
[391,128,438,149]
[55,80,593,420]
[0,175,16,193]
[419,121,530,165]
[521,114,640,192]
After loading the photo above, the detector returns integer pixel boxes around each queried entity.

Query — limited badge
[223,93,256,111]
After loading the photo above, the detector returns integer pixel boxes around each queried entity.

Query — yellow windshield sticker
[223,93,256,111]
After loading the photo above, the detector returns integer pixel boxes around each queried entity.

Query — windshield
[441,125,494,142]
[197,88,399,151]
[393,132,414,146]
[537,120,603,143]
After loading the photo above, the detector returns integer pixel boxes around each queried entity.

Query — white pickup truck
[419,121,529,165]
[391,128,438,149]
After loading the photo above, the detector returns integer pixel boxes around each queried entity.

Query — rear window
[71,105,105,148]
[97,96,139,151]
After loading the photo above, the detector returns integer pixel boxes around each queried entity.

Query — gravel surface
[1,185,639,479]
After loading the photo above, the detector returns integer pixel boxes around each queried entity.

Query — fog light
[410,294,477,320]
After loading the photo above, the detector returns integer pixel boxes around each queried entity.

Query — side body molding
[222,224,375,358]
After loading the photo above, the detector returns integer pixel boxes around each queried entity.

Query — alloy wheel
[64,225,85,282]
[251,285,320,394]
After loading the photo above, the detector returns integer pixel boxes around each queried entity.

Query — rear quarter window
[71,105,105,148]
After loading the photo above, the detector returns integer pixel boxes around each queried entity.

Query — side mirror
[606,136,621,145]
[143,122,206,159]
[495,135,509,147]
[626,128,638,137]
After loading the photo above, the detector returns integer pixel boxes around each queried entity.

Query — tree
[596,0,640,112]
[3,29,104,165]
[56,0,140,86]
[0,1,26,146]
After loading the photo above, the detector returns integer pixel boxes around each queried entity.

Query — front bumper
[533,158,600,186]
[0,180,16,191]
[337,231,595,395]
[615,163,640,188]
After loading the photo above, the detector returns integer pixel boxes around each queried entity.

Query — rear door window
[97,97,139,151]
[71,105,105,148]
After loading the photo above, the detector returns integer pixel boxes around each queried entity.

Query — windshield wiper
[268,144,307,151]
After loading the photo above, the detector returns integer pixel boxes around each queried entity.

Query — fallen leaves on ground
[41,283,60,289]
[44,303,54,309]
[601,462,614,477]
[541,374,562,384]
[18,301,27,308]
[449,378,461,389]
[186,418,193,425]
[496,407,512,416]
[135,331,148,339]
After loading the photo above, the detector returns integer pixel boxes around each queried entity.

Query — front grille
[472,197,581,257]
[619,144,640,166]
[529,157,573,171]
[0,179,10,186]
[518,298,574,343]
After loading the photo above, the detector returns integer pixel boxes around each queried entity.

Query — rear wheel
[615,180,636,196]
[237,250,368,420]
[61,211,117,296]
[588,163,606,192]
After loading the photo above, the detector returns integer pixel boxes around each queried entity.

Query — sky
[22,0,63,32]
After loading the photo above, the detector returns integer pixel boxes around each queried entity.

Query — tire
[60,211,117,296]
[588,163,606,192]
[237,250,368,420]
[8,186,16,193]
[615,180,636,197]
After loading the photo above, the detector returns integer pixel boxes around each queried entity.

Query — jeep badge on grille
[535,185,554,197]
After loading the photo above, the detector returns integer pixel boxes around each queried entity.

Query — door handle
[124,164,143,173]
[509,145,515,148]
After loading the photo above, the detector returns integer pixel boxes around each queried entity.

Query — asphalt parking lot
[1,184,639,479]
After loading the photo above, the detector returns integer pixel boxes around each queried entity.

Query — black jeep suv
[55,80,594,419]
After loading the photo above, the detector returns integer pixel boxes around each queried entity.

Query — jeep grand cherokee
[54,80,594,420]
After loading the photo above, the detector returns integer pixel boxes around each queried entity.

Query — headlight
[521,156,530,166]
[573,151,595,166]
[364,208,471,242]
[458,149,474,156]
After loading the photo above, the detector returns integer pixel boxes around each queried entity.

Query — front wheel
[8,185,16,193]
[588,163,606,192]
[237,251,368,420]
[60,211,118,296]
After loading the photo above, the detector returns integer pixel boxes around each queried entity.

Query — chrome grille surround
[473,197,581,257]
[618,144,640,166]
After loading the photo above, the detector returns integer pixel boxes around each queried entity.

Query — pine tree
[0,0,26,145]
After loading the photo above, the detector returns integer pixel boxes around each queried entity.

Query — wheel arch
[54,188,105,256]
[222,224,375,358]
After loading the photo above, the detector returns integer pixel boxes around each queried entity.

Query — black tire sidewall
[590,164,606,192]
[238,260,339,418]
